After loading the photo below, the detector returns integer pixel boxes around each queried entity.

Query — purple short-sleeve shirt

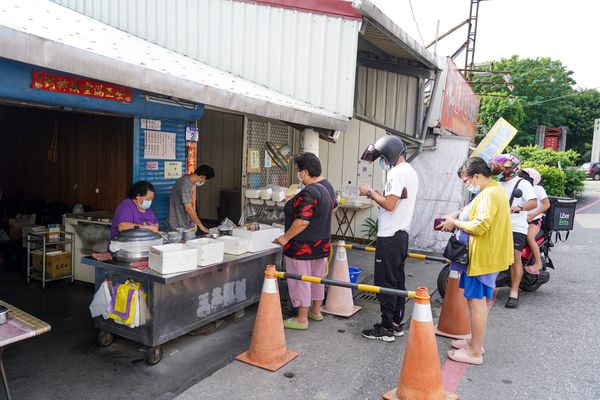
[110,199,158,239]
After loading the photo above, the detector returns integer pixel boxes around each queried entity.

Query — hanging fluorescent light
[143,95,198,110]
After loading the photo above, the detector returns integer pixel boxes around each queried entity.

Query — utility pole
[464,0,482,80]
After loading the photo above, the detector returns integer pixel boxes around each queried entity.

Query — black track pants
[374,230,408,330]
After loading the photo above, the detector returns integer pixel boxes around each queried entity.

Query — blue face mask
[467,184,481,195]
[140,200,152,209]
[379,158,391,172]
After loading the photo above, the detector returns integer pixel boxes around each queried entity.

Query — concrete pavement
[176,181,600,400]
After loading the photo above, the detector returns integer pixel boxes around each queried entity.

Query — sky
[371,0,599,90]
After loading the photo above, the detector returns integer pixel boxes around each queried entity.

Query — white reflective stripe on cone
[412,303,433,322]
[336,246,347,261]
[449,269,460,279]
[262,278,278,294]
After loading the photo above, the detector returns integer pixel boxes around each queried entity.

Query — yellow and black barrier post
[272,271,416,299]
[342,243,448,264]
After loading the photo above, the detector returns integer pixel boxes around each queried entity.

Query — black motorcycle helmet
[360,135,407,165]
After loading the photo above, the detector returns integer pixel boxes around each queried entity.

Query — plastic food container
[272,188,286,202]
[148,244,198,274]
[186,238,225,266]
[216,236,249,255]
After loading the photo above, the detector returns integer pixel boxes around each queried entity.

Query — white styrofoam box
[232,224,283,252]
[149,244,198,274]
[216,236,249,255]
[186,238,224,266]
[259,188,272,200]
[245,189,260,199]
[272,189,286,202]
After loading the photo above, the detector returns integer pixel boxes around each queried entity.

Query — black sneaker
[362,324,395,342]
[392,322,404,337]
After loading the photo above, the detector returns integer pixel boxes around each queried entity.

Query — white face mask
[297,172,303,183]
[195,181,204,187]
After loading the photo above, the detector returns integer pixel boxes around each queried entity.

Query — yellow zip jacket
[462,180,514,276]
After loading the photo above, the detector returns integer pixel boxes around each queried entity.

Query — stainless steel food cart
[82,246,282,365]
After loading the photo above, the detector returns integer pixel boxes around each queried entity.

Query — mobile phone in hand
[433,217,445,231]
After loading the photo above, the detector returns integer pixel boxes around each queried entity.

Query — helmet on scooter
[360,135,407,165]
[521,167,541,186]
[490,154,521,181]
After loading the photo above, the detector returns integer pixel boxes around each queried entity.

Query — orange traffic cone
[321,241,361,317]
[435,269,471,340]
[383,287,459,400]
[235,265,298,371]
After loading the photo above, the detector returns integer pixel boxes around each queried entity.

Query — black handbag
[443,235,469,265]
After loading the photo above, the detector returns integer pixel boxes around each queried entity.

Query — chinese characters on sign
[440,60,480,139]
[144,130,177,160]
[187,141,197,174]
[165,162,183,179]
[471,117,518,163]
[31,70,133,103]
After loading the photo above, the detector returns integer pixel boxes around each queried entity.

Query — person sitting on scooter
[520,168,550,275]
[489,154,537,309]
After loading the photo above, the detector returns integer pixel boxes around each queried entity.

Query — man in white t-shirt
[358,136,419,342]
[490,155,537,309]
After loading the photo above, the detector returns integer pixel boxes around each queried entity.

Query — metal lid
[112,226,161,242]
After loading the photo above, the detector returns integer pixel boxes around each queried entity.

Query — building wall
[196,110,244,221]
[51,0,361,118]
[0,105,132,211]
[355,65,420,136]
[320,118,387,241]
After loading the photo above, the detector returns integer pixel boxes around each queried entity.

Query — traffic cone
[321,241,361,317]
[235,265,298,371]
[435,269,471,340]
[383,287,459,400]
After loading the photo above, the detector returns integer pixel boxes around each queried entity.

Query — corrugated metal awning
[353,0,440,71]
[0,0,349,132]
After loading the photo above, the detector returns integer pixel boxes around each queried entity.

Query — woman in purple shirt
[110,181,159,239]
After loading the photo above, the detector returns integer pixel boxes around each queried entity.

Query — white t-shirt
[529,185,548,221]
[377,162,419,237]
[499,177,536,234]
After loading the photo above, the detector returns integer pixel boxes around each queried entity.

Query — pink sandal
[524,265,541,275]
[450,339,484,354]
[447,348,483,365]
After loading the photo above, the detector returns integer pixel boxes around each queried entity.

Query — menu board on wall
[144,130,176,160]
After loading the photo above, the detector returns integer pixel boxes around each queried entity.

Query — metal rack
[26,231,75,289]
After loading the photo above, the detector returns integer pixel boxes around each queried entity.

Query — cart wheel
[145,346,163,365]
[97,331,114,347]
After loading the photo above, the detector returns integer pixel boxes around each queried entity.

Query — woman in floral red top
[274,153,334,330]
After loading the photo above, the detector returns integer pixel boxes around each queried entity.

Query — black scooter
[436,188,554,298]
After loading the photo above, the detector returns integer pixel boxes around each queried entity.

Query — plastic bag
[108,280,140,327]
[89,279,112,319]
[218,218,236,231]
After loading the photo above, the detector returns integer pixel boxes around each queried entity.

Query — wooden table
[0,300,51,400]
[334,203,373,240]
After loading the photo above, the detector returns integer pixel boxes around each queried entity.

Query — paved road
[456,180,600,399]
[177,181,600,400]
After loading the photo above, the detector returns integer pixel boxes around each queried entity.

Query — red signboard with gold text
[31,70,133,103]
[440,60,480,139]
[187,141,197,174]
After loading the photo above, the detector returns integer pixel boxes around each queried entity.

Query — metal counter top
[81,246,282,285]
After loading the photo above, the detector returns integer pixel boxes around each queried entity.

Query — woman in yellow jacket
[439,157,513,365]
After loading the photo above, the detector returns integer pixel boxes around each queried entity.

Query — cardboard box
[31,250,72,279]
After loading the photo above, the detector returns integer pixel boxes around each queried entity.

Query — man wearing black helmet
[358,135,419,342]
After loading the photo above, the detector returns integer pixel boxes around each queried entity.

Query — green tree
[477,94,525,133]
[474,56,576,145]
[563,89,600,158]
